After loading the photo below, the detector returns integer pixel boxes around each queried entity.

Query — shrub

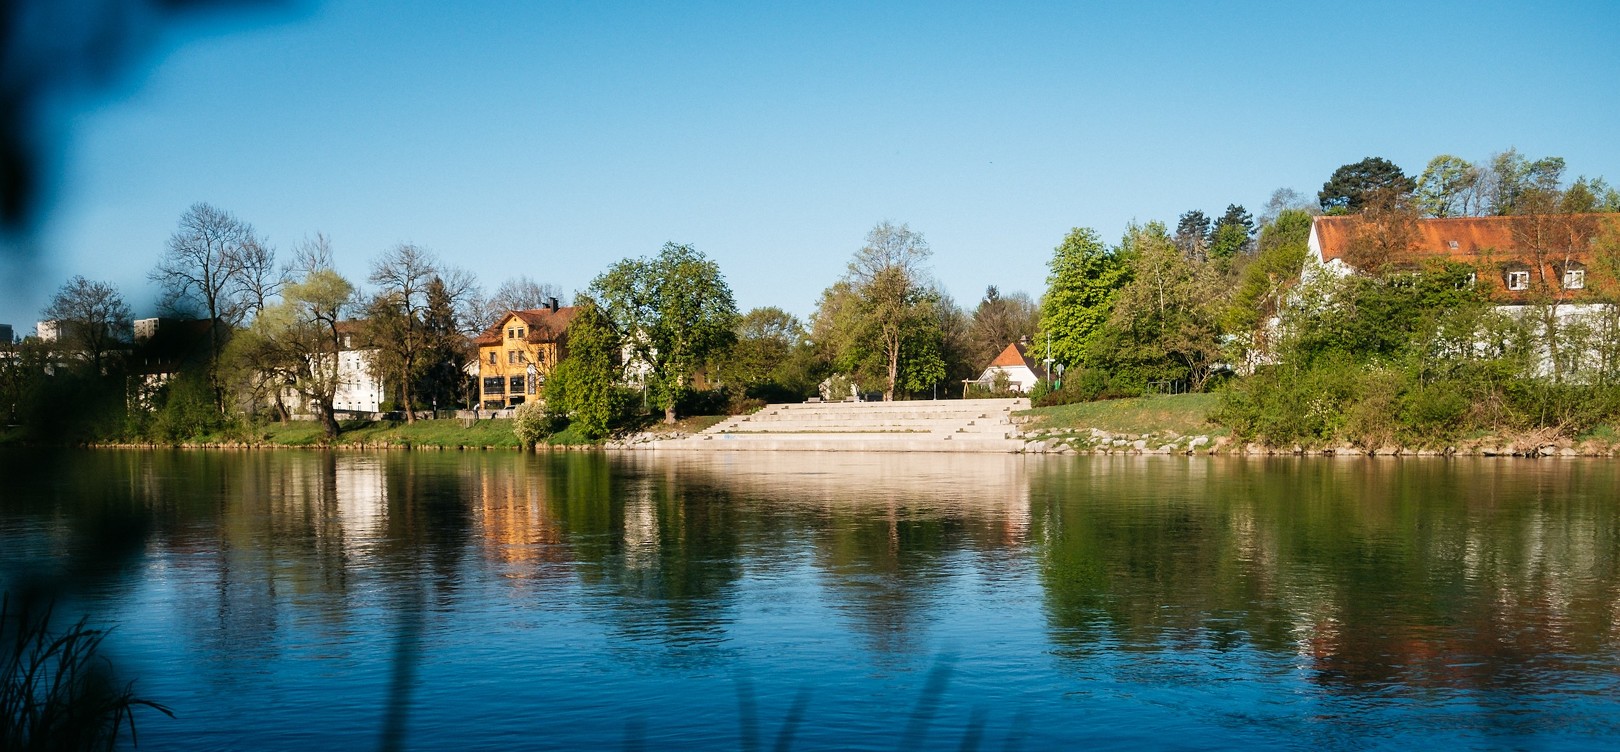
[511,400,562,447]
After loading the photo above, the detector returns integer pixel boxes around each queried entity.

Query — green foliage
[417,276,468,411]
[546,299,627,440]
[1037,227,1129,372]
[511,400,561,447]
[810,223,948,400]
[1318,156,1415,213]
[1218,259,1620,447]
[1415,154,1481,217]
[149,371,231,442]
[592,242,739,421]
[1092,222,1226,391]
[713,307,822,402]
[1226,208,1313,335]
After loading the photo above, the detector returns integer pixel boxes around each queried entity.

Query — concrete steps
[644,398,1029,453]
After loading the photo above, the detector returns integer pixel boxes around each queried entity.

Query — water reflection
[1,450,1618,749]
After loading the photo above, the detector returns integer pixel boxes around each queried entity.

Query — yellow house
[474,301,577,409]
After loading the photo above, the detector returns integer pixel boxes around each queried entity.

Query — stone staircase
[644,398,1029,453]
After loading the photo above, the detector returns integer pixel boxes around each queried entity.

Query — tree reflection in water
[2,449,1618,748]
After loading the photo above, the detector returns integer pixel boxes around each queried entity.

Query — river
[1,449,1617,750]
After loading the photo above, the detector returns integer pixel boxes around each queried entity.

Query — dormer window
[1447,240,1459,250]
[517,328,525,338]
[1564,268,1586,289]
[1507,270,1531,291]
[507,328,516,339]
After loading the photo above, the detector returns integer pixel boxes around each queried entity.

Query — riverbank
[1018,393,1620,457]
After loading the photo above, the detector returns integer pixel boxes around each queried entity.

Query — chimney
[548,296,559,313]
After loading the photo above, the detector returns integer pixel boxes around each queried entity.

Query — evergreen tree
[1319,157,1415,213]
[1174,210,1212,260]
[417,276,466,411]
[1208,204,1256,259]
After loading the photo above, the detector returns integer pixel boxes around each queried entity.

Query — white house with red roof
[971,339,1048,394]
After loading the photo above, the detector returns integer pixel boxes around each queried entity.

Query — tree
[1209,204,1255,259]
[1318,157,1415,213]
[1174,210,1212,260]
[1259,188,1316,226]
[715,307,806,396]
[231,269,354,439]
[478,275,566,329]
[1415,154,1482,218]
[150,202,265,402]
[233,234,282,320]
[1036,227,1130,372]
[967,286,1038,367]
[1481,148,1565,215]
[592,242,738,422]
[1101,223,1226,390]
[1340,188,1422,274]
[417,276,468,412]
[811,222,942,402]
[364,243,439,422]
[545,297,624,439]
[1225,209,1314,358]
[42,275,130,375]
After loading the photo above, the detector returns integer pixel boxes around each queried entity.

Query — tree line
[6,146,1620,447]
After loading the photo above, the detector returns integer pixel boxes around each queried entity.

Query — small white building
[970,341,1048,394]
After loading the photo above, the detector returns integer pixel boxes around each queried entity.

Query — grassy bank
[1020,393,1221,437]
[1019,392,1620,456]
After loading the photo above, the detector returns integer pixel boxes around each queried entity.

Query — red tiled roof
[989,342,1034,369]
[474,307,579,346]
[1312,213,1620,303]
[1313,214,1619,264]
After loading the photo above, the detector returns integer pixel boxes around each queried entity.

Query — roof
[989,341,1036,369]
[474,307,579,346]
[1312,214,1619,264]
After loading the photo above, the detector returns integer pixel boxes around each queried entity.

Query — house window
[1447,240,1459,250]
[488,351,496,364]
[508,350,517,364]
[517,328,525,338]
[507,328,515,339]
[483,377,505,395]
[1507,271,1531,291]
[518,351,527,363]
[1564,269,1586,289]
[509,376,524,393]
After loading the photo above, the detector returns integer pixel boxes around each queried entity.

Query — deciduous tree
[1036,227,1129,372]
[151,202,265,401]
[591,242,738,422]
[811,222,943,401]
[42,275,130,375]
[364,243,438,422]
[231,269,354,439]
[1415,154,1482,217]
[967,285,1038,367]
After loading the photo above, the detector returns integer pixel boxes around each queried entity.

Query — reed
[0,594,172,751]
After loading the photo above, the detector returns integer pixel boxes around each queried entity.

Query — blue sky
[5,0,1618,330]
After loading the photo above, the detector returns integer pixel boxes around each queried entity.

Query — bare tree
[289,233,334,278]
[42,275,131,374]
[478,274,564,330]
[233,235,282,319]
[150,203,263,389]
[365,243,439,422]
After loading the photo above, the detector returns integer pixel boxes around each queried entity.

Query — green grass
[254,418,524,448]
[1019,393,1223,437]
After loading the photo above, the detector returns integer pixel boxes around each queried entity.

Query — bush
[511,400,562,447]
